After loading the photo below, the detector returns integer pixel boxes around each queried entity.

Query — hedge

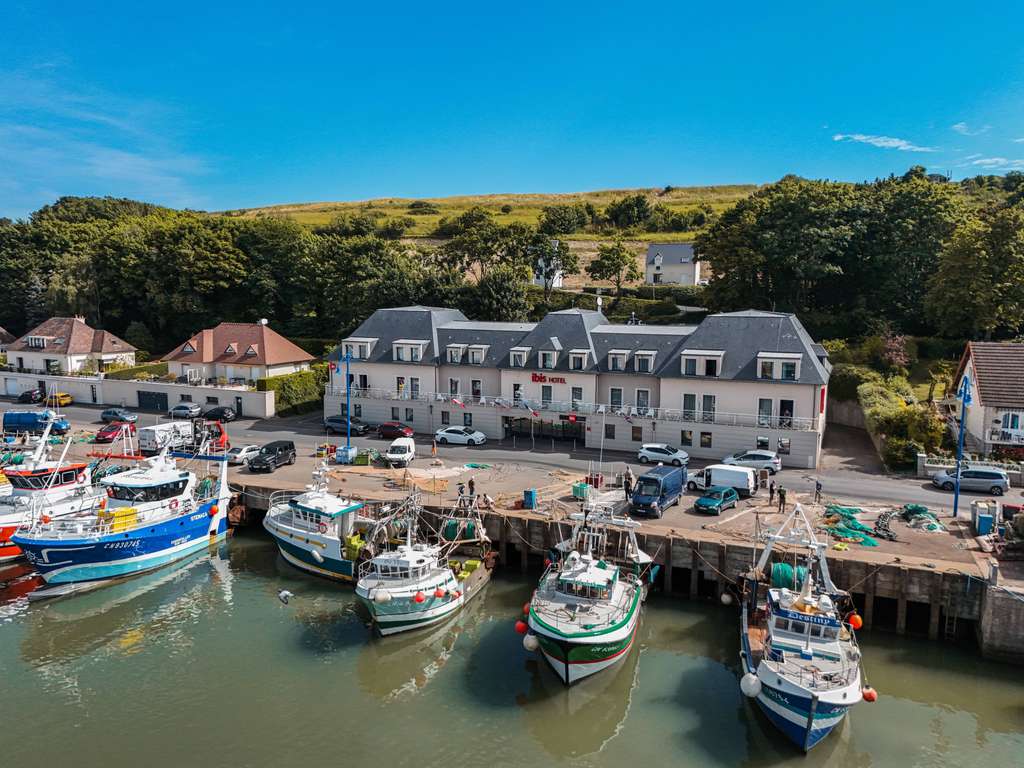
[829,364,883,401]
[256,363,329,417]
[104,362,169,380]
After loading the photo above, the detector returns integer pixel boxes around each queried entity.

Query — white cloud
[1014,137,1024,143]
[951,121,990,136]
[832,133,937,153]
[968,157,1024,170]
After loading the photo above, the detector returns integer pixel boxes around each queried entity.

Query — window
[449,378,460,395]
[653,273,662,283]
[447,347,463,363]
[511,351,527,367]
[680,430,693,447]
[396,376,406,396]
[777,438,791,455]
[610,388,623,408]
[636,389,650,410]
[779,399,794,428]
[684,358,697,376]
[353,404,362,417]
[636,354,652,373]
[609,353,625,371]
[570,353,586,370]
[774,617,789,632]
[182,341,195,354]
[409,377,420,398]
[701,394,716,423]
[395,346,406,361]
[357,374,368,390]
[180,395,193,402]
[463,412,473,427]
[391,407,400,420]
[757,398,773,427]
[541,385,552,406]
[571,386,583,408]
[441,411,450,425]
[781,362,797,381]
[471,380,482,399]
[756,435,769,450]
[605,423,615,440]
[410,346,421,362]
[682,393,697,420]
[539,351,555,369]
[224,343,237,355]
[704,358,718,377]
[512,383,522,403]
[469,348,483,365]
[631,426,642,442]
[1003,413,1022,430]
[700,432,713,448]
[206,396,219,404]
[760,360,774,379]
[405,408,414,422]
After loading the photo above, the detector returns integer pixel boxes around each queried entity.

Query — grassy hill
[224,184,757,240]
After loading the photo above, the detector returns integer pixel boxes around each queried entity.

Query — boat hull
[534,617,639,685]
[0,522,21,562]
[263,517,358,583]
[12,502,227,586]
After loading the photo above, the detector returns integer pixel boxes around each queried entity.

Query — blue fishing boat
[12,448,230,597]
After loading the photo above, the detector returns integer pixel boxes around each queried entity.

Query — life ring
[317,522,328,534]
[169,499,179,511]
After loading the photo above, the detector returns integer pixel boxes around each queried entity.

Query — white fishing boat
[739,503,869,751]
[524,504,652,685]
[355,494,495,636]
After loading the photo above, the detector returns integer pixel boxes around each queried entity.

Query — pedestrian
[457,482,465,498]
[814,479,823,504]
[768,480,776,505]
[468,476,476,497]
[778,485,787,513]
[623,473,632,500]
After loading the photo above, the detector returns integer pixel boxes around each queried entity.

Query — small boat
[525,504,652,685]
[355,494,496,636]
[739,503,866,751]
[11,444,230,596]
[263,462,395,582]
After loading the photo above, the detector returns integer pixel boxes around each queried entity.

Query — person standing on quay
[777,486,787,513]
[768,480,776,506]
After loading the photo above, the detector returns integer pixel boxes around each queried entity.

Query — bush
[257,363,329,417]
[500,204,513,214]
[858,382,906,434]
[914,336,967,361]
[820,339,853,363]
[829,364,883,401]
[885,375,916,403]
[104,362,169,380]
[883,437,923,470]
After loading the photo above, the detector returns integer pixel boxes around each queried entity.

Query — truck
[630,465,685,518]
[2,409,71,435]
[138,419,229,456]
[685,464,757,497]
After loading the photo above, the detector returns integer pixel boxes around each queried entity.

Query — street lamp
[953,373,972,520]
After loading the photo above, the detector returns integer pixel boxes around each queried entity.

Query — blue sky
[2,2,1024,218]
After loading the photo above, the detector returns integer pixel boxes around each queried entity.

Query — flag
[452,398,466,409]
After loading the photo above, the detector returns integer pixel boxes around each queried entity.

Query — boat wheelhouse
[739,503,865,751]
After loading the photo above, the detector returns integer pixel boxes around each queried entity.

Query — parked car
[247,440,297,473]
[434,426,487,446]
[204,406,237,422]
[694,485,739,515]
[324,414,369,436]
[385,437,416,467]
[227,444,261,466]
[101,407,138,424]
[931,467,1010,496]
[722,449,782,474]
[630,465,685,518]
[686,464,758,496]
[637,443,689,467]
[17,388,44,404]
[168,402,202,419]
[95,421,137,443]
[377,422,414,439]
[48,392,74,407]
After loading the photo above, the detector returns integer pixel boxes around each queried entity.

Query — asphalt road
[8,399,1021,512]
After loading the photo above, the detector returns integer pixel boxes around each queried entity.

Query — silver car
[168,402,202,419]
[637,443,689,467]
[931,467,1010,496]
[722,449,782,474]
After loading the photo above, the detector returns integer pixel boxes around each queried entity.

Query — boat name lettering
[189,513,206,522]
[776,608,838,626]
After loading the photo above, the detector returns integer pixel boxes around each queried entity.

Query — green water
[2,531,1021,768]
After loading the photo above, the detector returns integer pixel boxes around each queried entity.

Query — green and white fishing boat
[525,505,651,685]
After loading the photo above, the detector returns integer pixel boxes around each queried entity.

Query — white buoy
[720,592,734,606]
[373,589,393,604]
[523,634,540,652]
[311,549,324,564]
[740,673,762,698]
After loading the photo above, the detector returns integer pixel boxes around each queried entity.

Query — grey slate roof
[657,310,829,384]
[328,306,468,365]
[437,322,536,368]
[646,243,695,266]
[500,309,606,371]
[591,324,694,375]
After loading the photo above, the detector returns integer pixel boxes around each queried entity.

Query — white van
[138,421,194,456]
[385,437,416,467]
[686,464,757,496]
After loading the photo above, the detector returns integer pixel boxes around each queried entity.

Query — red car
[95,421,137,443]
[377,421,414,439]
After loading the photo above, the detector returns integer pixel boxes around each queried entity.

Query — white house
[162,321,314,384]
[645,243,702,285]
[953,341,1024,454]
[5,316,135,374]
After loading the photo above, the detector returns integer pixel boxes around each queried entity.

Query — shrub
[885,375,916,403]
[104,362,169,380]
[257,363,329,417]
[858,382,906,435]
[500,204,513,214]
[829,364,883,401]
[914,336,967,360]
[820,339,853,363]
[883,437,923,470]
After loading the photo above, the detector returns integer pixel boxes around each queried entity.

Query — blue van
[630,465,685,518]
[2,410,71,435]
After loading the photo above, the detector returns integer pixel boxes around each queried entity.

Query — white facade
[645,244,701,286]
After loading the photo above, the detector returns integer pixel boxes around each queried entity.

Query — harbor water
[1,531,1021,768]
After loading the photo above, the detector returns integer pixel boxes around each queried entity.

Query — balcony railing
[326,387,820,431]
[988,428,1024,445]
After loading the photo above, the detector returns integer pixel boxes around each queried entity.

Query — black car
[324,414,369,435]
[17,388,44,404]
[247,440,297,473]
[204,406,237,422]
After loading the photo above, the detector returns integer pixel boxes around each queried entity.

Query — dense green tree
[538,204,589,235]
[529,234,579,301]
[585,240,642,296]
[123,320,156,354]
[468,264,531,321]
[604,194,652,229]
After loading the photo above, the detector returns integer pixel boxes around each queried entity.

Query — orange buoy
[453,590,462,598]
[514,620,528,634]
[41,515,51,524]
[414,591,426,603]
[848,613,864,630]
[434,587,445,598]
[862,686,877,702]
[522,602,530,615]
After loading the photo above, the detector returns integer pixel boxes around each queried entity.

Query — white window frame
[539,351,557,370]
[608,349,628,371]
[447,345,465,364]
[609,387,623,408]
[635,388,650,409]
[510,347,530,367]
[635,352,655,373]
[569,352,587,371]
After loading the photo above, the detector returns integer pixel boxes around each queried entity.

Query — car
[324,414,370,436]
[377,421,414,439]
[101,407,138,424]
[204,406,237,422]
[227,444,261,466]
[95,421,137,443]
[17,388,44,404]
[434,426,487,446]
[722,449,782,474]
[637,443,689,467]
[694,486,739,515]
[48,392,73,407]
[247,440,297,473]
[168,402,202,419]
[385,437,416,467]
[931,467,1010,496]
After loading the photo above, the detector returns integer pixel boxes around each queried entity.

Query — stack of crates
[97,506,138,533]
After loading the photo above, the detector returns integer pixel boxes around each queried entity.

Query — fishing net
[822,505,879,545]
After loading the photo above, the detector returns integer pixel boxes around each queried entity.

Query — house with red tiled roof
[954,341,1024,453]
[162,321,314,384]
[6,316,136,374]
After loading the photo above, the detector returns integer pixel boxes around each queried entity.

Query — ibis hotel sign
[531,373,566,384]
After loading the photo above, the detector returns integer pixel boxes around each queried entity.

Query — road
[8,399,1021,511]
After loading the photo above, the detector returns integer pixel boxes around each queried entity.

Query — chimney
[201,328,213,359]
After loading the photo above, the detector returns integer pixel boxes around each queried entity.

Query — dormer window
[681,349,724,377]
[244,345,257,357]
[392,339,428,363]
[182,342,196,354]
[410,346,421,362]
[635,352,655,374]
[782,362,797,380]
[510,348,529,367]
[683,357,697,376]
[569,350,588,371]
[447,345,465,364]
[756,352,801,381]
[26,336,47,349]
[343,338,376,360]
[539,351,557,370]
[759,360,774,379]
[608,350,628,371]
[705,359,717,377]
[468,346,487,365]
[224,343,237,355]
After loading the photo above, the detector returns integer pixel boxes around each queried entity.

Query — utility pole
[953,374,971,520]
